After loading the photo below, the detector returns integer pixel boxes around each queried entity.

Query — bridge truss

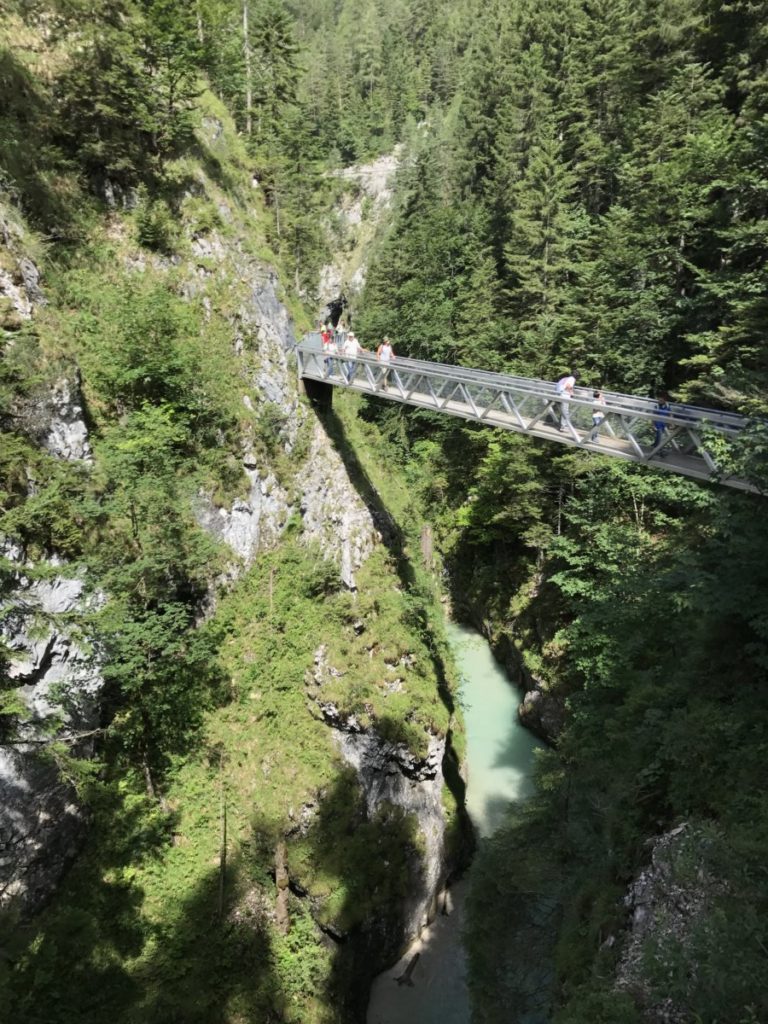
[296,334,758,493]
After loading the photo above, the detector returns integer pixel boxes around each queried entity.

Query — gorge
[2,2,768,1023]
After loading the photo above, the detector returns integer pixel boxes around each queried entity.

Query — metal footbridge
[296,333,758,493]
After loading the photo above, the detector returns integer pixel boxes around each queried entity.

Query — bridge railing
[296,334,756,490]
[299,334,745,431]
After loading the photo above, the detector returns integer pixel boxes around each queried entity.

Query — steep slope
[0,17,467,1024]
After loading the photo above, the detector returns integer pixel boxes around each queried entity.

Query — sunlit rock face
[192,243,378,587]
[0,242,101,914]
[299,420,379,590]
[316,148,402,321]
[42,377,92,462]
[0,552,103,914]
[334,726,447,929]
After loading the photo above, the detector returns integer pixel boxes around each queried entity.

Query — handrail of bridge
[301,334,743,430]
[296,333,757,492]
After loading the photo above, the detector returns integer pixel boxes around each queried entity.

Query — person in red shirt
[321,323,336,378]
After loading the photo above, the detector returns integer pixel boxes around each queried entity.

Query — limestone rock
[518,685,565,743]
[196,463,289,565]
[308,645,448,947]
[190,244,377,588]
[11,374,92,464]
[615,823,727,1022]
[299,420,379,589]
[0,550,102,915]
[42,377,92,462]
[17,257,45,306]
[0,267,33,320]
[317,148,402,311]
[335,726,447,941]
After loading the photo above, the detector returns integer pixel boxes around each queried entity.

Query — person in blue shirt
[652,391,671,453]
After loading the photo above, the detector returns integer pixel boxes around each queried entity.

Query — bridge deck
[296,335,757,493]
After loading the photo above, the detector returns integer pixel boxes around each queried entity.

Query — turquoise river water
[367,620,543,1024]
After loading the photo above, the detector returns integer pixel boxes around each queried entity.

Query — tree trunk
[196,0,204,45]
[420,523,434,570]
[243,0,253,136]
[218,767,227,918]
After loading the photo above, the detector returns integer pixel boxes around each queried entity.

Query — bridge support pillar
[301,376,333,413]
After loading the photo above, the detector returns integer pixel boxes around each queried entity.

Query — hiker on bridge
[555,370,577,431]
[322,324,338,378]
[376,337,395,390]
[652,392,671,453]
[342,332,366,383]
[590,389,606,443]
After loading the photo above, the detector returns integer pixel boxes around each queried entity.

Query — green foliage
[135,188,179,253]
[4,0,768,1021]
[348,5,768,1017]
[4,515,456,1024]
[55,0,202,183]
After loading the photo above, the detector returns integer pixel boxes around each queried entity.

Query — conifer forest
[1,1,767,1022]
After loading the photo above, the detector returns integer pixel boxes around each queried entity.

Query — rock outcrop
[0,550,102,913]
[1,233,100,913]
[0,260,41,325]
[12,373,93,463]
[41,377,92,462]
[299,422,379,589]
[196,462,289,566]
[615,822,726,1023]
[481,625,564,743]
[189,232,378,587]
[307,645,448,943]
[517,680,565,743]
[317,149,402,316]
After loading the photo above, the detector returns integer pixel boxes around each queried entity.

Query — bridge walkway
[296,334,756,493]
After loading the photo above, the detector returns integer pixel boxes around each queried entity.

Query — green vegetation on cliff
[1,5,465,1023]
[3,533,460,1024]
[4,0,768,1021]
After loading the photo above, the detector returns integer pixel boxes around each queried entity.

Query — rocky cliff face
[189,226,379,588]
[1,236,103,913]
[307,645,448,948]
[615,822,726,1023]
[0,548,102,913]
[0,180,382,916]
[316,149,401,321]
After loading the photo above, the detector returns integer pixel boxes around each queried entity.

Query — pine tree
[501,126,588,374]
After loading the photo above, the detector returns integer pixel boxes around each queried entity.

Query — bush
[136,188,178,254]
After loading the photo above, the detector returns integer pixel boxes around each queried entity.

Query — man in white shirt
[343,332,365,383]
[555,371,577,431]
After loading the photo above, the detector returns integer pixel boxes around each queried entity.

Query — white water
[367,621,543,1024]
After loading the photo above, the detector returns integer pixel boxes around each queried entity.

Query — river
[366,620,544,1024]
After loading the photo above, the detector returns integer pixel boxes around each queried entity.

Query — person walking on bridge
[322,324,338,378]
[555,370,577,431]
[652,391,671,454]
[335,318,348,348]
[376,336,395,390]
[343,332,365,384]
[590,389,606,443]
